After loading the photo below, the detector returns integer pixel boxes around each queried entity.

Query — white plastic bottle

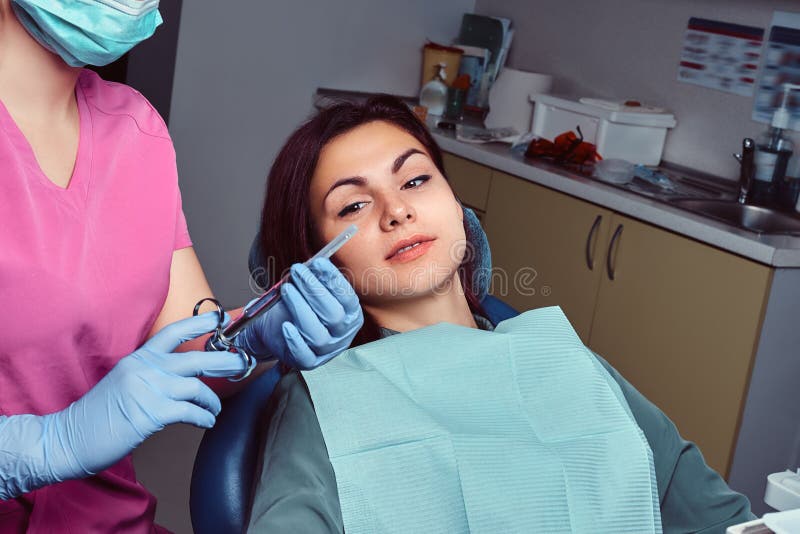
[419,63,448,117]
[752,83,799,206]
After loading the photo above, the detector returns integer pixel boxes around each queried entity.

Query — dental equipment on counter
[726,469,800,533]
[193,224,358,380]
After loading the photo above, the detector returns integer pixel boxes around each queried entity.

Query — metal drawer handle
[585,215,602,270]
[606,224,624,281]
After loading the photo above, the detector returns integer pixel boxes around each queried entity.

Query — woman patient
[246,96,753,533]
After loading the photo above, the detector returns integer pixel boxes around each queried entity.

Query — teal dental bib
[302,307,662,533]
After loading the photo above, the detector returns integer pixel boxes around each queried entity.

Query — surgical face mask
[11,0,162,67]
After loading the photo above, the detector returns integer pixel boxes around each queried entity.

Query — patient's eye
[402,175,431,189]
[338,201,369,217]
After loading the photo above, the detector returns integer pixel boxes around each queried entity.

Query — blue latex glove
[235,258,363,370]
[0,313,245,500]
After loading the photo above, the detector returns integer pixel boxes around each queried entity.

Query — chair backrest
[190,364,282,534]
[189,295,519,534]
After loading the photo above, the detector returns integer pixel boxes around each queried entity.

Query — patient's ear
[456,199,466,221]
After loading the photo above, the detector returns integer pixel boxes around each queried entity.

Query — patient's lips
[386,234,435,264]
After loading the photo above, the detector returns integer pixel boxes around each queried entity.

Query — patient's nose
[380,197,415,231]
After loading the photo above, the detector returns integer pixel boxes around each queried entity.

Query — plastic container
[765,470,800,511]
[454,45,489,108]
[593,158,635,184]
[530,94,677,166]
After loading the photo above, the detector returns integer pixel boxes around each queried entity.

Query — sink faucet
[737,138,755,204]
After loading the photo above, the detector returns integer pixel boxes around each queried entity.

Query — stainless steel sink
[595,165,738,203]
[671,199,800,235]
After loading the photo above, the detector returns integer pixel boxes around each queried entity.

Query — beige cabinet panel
[589,214,772,477]
[483,171,613,342]
[442,153,493,212]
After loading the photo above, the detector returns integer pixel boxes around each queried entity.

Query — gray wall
[133,2,474,533]
[728,268,800,515]
[125,0,182,124]
[474,0,800,181]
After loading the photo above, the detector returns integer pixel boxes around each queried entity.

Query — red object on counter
[525,129,602,165]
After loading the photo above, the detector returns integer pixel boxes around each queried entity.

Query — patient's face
[309,121,466,305]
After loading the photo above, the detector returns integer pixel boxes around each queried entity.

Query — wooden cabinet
[447,151,773,477]
[589,214,771,476]
[442,153,493,219]
[483,171,612,342]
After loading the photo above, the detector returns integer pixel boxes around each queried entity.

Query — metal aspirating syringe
[207,224,359,353]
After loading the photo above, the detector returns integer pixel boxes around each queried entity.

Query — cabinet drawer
[589,214,772,477]
[442,153,493,211]
[483,171,612,341]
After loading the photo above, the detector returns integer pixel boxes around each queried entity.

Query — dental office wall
[131,2,475,532]
[474,0,800,181]
[123,0,182,124]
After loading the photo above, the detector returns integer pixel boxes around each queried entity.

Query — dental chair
[189,294,519,534]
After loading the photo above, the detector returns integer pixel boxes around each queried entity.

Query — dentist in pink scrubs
[0,1,363,532]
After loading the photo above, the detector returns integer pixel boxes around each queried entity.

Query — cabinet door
[483,171,613,342]
[589,214,772,477]
[442,153,493,214]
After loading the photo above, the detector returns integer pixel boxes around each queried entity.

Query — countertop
[315,88,800,268]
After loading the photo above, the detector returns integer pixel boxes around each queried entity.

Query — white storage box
[530,94,677,166]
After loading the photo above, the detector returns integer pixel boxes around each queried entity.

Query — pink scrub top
[0,69,191,533]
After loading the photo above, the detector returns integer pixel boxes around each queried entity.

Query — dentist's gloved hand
[0,313,245,500]
[235,258,363,370]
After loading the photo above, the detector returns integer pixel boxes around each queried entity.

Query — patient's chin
[355,264,463,305]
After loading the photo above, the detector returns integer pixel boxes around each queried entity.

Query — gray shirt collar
[378,314,495,339]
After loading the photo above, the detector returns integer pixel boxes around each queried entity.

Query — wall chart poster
[753,11,800,125]
[678,17,764,97]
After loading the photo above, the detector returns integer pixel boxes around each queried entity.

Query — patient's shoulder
[273,369,309,395]
[261,370,331,459]
[250,370,343,531]
[265,371,316,424]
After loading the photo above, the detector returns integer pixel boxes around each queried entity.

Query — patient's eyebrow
[392,148,425,174]
[324,176,367,201]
